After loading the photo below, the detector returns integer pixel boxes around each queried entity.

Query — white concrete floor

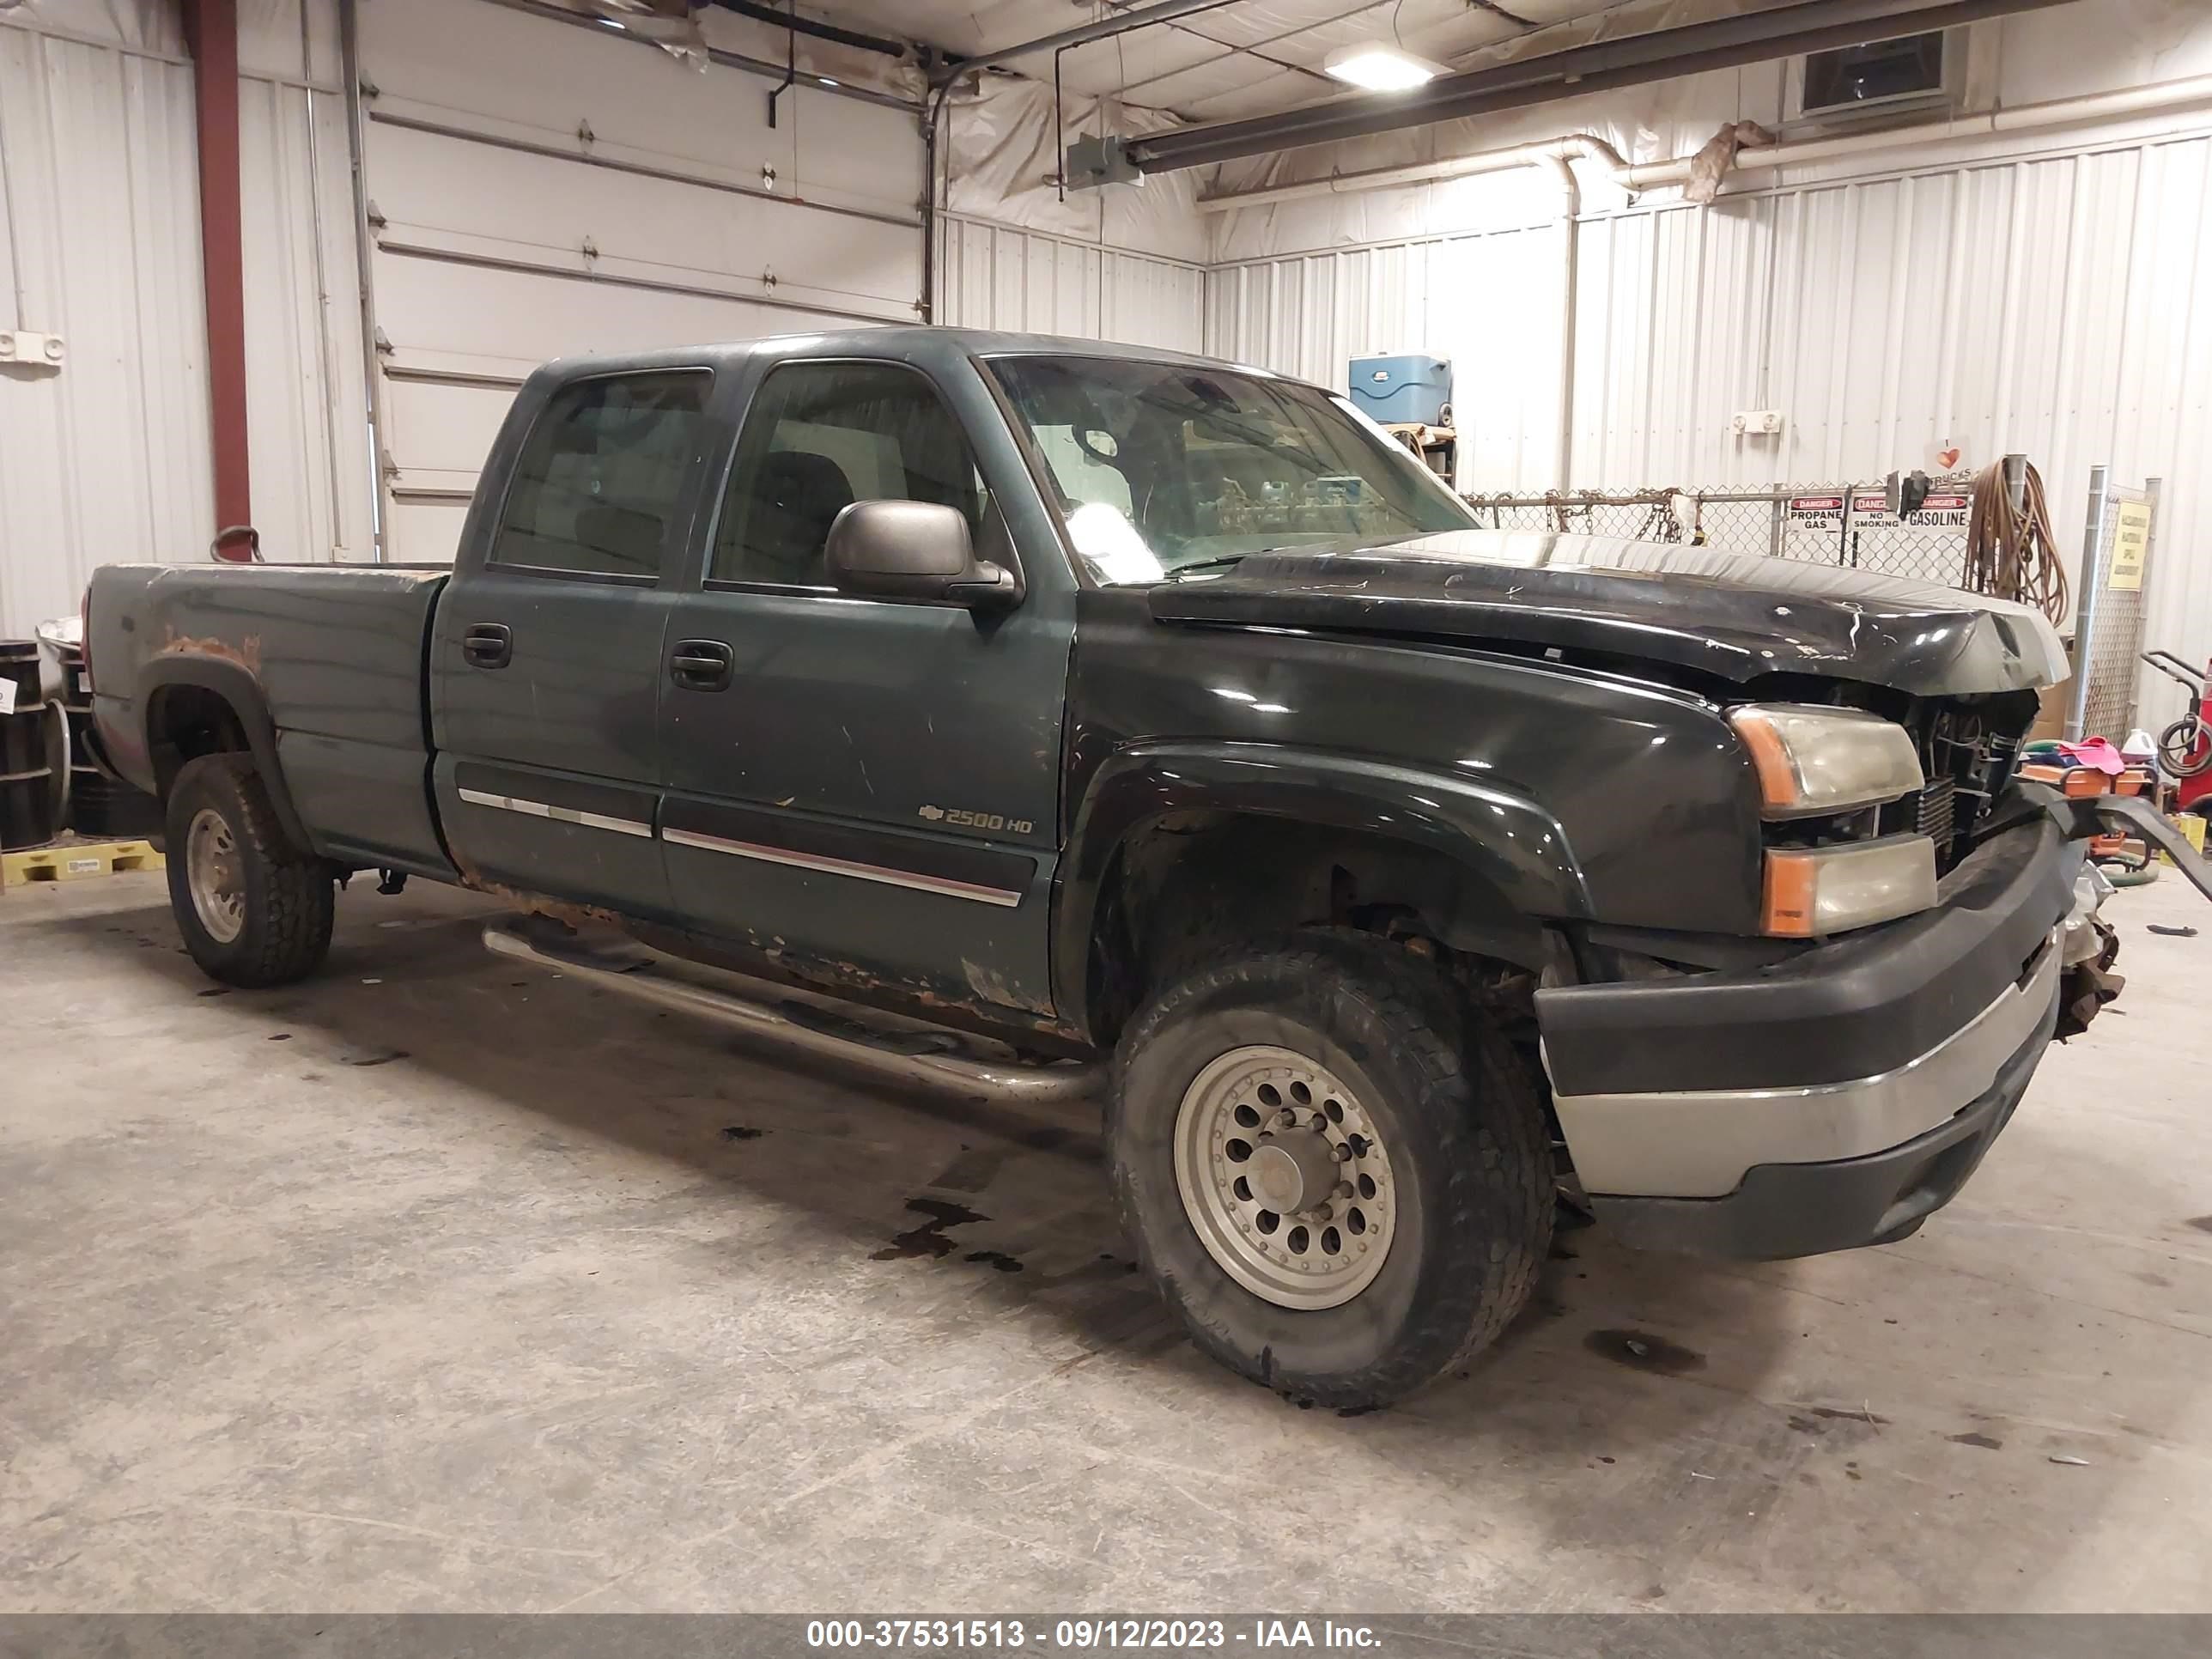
[3,868,2209,1613]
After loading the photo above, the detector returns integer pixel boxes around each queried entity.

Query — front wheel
[1109,933,1552,1410]
[164,754,334,988]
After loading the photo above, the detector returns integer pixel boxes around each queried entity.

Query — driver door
[655,355,1073,1019]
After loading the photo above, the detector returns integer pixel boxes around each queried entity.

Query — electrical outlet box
[0,331,64,370]
[1731,410,1784,435]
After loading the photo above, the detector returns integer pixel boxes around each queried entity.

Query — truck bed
[87,562,455,878]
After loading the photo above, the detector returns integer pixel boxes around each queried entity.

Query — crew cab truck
[88,328,2194,1410]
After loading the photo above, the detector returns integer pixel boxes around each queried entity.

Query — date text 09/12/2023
[804,1619,1383,1650]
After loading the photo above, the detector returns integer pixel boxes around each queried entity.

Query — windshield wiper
[1160,553,1262,580]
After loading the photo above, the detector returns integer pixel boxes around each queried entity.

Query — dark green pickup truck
[87,327,2187,1408]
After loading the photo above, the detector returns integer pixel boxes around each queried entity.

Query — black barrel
[56,643,161,841]
[1,641,64,851]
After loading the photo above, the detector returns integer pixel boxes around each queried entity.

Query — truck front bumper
[1537,809,2082,1260]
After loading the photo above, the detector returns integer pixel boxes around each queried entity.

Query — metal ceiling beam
[930,0,1239,85]
[1113,0,2081,174]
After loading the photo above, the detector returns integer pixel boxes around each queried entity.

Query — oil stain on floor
[872,1197,987,1261]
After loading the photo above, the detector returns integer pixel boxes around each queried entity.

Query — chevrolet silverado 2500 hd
[88,328,2191,1409]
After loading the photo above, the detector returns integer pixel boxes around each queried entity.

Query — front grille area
[1915,775,1958,849]
[1884,702,2030,873]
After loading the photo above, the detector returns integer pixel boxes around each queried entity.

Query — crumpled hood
[1146,529,2068,696]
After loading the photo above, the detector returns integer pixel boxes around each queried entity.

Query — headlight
[1729,703,1924,819]
[1763,835,1937,937]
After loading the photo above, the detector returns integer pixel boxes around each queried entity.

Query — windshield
[985,354,1478,585]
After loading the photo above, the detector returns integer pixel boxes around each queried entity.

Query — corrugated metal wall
[936,215,1206,353]
[0,0,372,638]
[1205,223,1565,488]
[1206,124,2212,713]
[0,8,208,638]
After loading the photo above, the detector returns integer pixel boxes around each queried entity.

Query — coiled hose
[1963,460,2069,623]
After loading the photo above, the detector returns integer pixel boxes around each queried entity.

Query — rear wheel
[1109,932,1551,1410]
[164,754,334,988]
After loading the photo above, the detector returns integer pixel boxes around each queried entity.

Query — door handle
[462,623,512,669]
[669,638,734,692]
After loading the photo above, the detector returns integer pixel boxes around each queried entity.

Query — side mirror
[823,501,1018,609]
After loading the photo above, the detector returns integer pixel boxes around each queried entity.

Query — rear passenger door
[431,367,717,921]
[655,355,1073,1018]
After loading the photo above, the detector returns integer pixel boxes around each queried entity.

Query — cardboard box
[2027,635,2078,743]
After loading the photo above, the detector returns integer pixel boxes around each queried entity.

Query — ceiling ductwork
[1066,0,2083,184]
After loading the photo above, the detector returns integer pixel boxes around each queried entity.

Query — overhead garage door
[358,0,924,559]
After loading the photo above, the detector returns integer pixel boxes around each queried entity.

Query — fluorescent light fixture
[1323,43,1444,92]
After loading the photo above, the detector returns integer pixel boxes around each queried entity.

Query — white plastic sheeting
[805,0,1673,120]
[941,73,1206,264]
[0,0,370,637]
[932,76,1209,361]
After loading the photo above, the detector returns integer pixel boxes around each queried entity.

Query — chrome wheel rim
[1171,1044,1397,1310]
[186,807,246,945]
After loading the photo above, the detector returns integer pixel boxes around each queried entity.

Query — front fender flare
[1053,739,1590,1036]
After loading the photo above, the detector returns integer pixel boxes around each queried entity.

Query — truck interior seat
[750,450,856,580]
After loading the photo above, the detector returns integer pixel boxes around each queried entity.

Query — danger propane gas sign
[1783,489,1970,572]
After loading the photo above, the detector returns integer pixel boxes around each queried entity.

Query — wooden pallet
[1,838,165,890]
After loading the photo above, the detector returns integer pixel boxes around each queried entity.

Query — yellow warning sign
[2109,499,2151,591]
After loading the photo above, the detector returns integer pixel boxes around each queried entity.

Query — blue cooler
[1349,354,1451,426]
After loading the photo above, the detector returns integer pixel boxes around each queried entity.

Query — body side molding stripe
[663,825,1025,907]
[457,787,653,840]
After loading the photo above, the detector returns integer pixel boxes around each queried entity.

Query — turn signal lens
[1729,704,1924,819]
[1762,836,1939,938]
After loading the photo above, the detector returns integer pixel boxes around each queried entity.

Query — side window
[490,370,712,579]
[711,362,984,587]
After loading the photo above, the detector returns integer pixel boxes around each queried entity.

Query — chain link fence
[1463,469,2170,742]
[2069,473,2160,741]
[1461,480,1980,587]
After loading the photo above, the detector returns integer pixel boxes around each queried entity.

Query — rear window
[491,370,712,579]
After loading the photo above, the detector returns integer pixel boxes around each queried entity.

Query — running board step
[483,919,1101,1106]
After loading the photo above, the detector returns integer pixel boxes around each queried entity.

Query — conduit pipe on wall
[1538,154,1578,494]
[1201,134,1626,212]
[1197,73,2212,212]
[340,0,388,561]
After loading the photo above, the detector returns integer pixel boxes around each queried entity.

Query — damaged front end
[2053,793,2212,1037]
[2057,862,2122,1039]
